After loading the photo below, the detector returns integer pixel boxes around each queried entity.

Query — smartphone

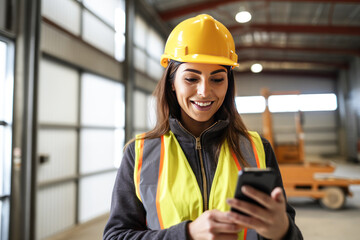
[231,168,276,215]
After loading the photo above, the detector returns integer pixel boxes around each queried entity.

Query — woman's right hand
[187,210,243,240]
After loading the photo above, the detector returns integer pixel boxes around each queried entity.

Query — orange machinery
[261,88,360,210]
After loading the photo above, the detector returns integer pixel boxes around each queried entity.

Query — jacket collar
[169,116,229,143]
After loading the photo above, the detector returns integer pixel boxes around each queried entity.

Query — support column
[124,0,135,141]
[20,0,41,239]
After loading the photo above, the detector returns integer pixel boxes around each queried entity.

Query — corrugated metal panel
[37,129,77,183]
[80,129,124,174]
[134,71,157,92]
[42,0,81,35]
[242,110,338,157]
[36,182,76,240]
[78,172,117,223]
[41,22,123,82]
[81,73,125,127]
[38,58,79,125]
[236,73,335,96]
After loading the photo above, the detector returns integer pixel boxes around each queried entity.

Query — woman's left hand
[226,186,289,240]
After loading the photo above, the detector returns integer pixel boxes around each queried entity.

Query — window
[82,0,125,61]
[0,38,14,240]
[133,14,164,80]
[36,60,124,238]
[299,94,337,111]
[133,90,156,135]
[236,93,337,114]
[235,96,266,114]
[42,0,126,61]
[268,95,300,113]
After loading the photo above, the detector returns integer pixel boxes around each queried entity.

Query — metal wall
[236,73,339,160]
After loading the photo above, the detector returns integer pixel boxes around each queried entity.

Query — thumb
[271,187,285,203]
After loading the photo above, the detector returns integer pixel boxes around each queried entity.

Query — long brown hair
[126,60,251,167]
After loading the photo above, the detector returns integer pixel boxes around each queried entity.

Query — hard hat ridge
[160,14,239,68]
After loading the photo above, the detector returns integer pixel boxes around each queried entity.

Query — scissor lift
[261,88,360,209]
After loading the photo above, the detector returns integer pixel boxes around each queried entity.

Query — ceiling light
[235,11,252,23]
[251,63,263,73]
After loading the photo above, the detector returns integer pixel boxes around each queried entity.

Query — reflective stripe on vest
[134,131,266,239]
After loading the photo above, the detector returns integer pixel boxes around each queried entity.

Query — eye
[185,78,198,82]
[212,78,224,83]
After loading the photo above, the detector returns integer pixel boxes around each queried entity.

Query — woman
[103,14,303,240]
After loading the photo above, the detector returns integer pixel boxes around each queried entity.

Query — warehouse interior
[1,0,360,239]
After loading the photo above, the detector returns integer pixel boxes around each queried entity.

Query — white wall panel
[236,73,335,96]
[133,91,147,129]
[36,183,76,240]
[38,59,79,125]
[115,32,126,62]
[275,133,298,144]
[37,129,77,183]
[134,48,146,72]
[0,41,13,123]
[0,198,10,240]
[80,129,124,174]
[305,132,337,142]
[305,144,338,155]
[79,172,117,223]
[83,11,115,57]
[239,111,338,156]
[147,58,163,81]
[272,113,298,132]
[134,15,147,49]
[81,73,125,127]
[42,0,81,35]
[0,126,4,196]
[146,28,164,60]
[0,41,6,121]
[240,114,263,133]
[303,112,336,129]
[0,126,11,196]
[83,0,118,27]
[147,96,156,129]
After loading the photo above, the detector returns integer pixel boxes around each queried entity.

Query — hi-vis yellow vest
[134,131,266,240]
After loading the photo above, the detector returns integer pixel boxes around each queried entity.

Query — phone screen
[231,168,276,215]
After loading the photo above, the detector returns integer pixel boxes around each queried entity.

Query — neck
[180,113,215,137]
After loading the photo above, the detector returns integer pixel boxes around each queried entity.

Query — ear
[171,84,175,91]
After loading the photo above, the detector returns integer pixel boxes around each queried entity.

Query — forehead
[177,62,227,73]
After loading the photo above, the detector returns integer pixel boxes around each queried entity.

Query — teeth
[194,101,212,107]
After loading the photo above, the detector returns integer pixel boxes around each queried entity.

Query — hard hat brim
[161,54,239,69]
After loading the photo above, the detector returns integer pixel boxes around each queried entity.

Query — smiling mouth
[191,101,213,107]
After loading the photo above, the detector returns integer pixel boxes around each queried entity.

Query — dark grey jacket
[103,118,303,240]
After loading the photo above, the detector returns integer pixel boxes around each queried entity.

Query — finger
[227,198,271,223]
[241,186,274,209]
[210,221,243,234]
[271,187,285,203]
[226,211,268,230]
[209,210,240,224]
[214,233,239,240]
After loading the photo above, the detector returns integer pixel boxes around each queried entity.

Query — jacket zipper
[196,137,208,211]
[177,120,218,212]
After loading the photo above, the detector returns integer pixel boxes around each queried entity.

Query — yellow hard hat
[160,14,238,68]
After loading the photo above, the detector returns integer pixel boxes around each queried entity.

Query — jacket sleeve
[259,138,303,240]
[103,141,190,240]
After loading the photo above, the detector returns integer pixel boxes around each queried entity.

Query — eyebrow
[183,68,227,75]
[210,69,227,75]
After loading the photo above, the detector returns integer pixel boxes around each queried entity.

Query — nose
[197,79,210,97]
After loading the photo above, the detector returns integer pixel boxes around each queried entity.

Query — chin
[192,115,213,123]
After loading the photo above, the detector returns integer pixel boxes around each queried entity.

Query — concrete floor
[47,161,360,240]
[289,161,360,240]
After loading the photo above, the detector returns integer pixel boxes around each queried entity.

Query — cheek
[218,83,228,101]
[175,84,192,100]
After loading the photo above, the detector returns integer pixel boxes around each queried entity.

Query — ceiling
[145,0,360,77]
